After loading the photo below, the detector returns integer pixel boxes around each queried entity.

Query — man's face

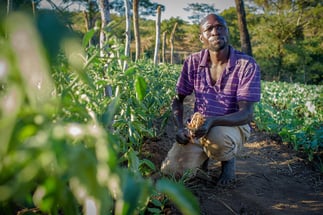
[200,15,229,52]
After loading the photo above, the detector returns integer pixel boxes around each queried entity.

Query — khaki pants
[161,124,251,176]
[201,124,251,161]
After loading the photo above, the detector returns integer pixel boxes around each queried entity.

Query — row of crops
[1,12,322,214]
[254,81,323,161]
[0,13,198,214]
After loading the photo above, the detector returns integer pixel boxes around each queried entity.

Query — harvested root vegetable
[187,112,205,130]
[187,112,208,146]
[160,112,208,177]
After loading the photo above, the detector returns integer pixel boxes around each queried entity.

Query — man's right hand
[176,128,190,144]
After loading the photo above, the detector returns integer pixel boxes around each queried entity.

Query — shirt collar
[200,49,209,67]
[199,46,236,69]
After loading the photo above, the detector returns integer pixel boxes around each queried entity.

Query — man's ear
[199,34,204,43]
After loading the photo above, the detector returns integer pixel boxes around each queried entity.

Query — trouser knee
[201,125,250,161]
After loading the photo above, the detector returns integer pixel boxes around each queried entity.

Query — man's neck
[209,46,230,65]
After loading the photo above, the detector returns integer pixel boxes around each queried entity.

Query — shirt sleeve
[176,57,194,96]
[237,61,261,102]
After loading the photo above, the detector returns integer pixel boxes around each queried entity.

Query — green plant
[254,81,323,161]
[0,12,199,215]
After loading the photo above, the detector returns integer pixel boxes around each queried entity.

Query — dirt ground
[142,95,323,215]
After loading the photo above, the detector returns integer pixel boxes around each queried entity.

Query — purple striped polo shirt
[176,46,261,117]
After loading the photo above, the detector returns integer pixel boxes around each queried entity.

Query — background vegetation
[1,0,321,84]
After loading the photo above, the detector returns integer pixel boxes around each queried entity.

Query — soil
[141,95,323,215]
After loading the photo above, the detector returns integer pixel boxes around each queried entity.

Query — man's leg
[219,157,236,185]
[201,125,250,185]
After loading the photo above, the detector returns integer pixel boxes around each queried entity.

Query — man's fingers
[194,127,207,138]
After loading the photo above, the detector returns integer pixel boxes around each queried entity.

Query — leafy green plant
[254,81,323,161]
[0,12,199,215]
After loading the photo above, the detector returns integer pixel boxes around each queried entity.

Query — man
[172,14,261,185]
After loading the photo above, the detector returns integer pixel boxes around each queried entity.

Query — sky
[40,0,236,22]
[152,0,235,21]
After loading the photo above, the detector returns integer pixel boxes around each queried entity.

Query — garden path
[142,95,323,215]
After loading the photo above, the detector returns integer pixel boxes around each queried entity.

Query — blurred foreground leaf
[156,179,200,215]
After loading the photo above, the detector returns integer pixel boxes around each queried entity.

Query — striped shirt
[176,46,261,117]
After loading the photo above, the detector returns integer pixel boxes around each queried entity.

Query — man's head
[199,14,229,52]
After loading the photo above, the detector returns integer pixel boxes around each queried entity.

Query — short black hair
[199,14,227,28]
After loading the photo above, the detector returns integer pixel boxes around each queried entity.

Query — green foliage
[221,7,241,49]
[54,0,323,84]
[110,0,165,17]
[5,0,42,11]
[161,17,187,40]
[254,81,323,161]
[0,12,198,214]
[1,5,322,213]
[246,0,323,84]
[156,179,200,215]
[184,3,219,24]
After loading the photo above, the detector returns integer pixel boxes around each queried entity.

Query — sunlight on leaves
[135,75,147,101]
[0,59,8,80]
[6,13,55,109]
[67,123,84,138]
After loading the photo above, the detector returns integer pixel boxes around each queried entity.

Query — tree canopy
[1,0,322,84]
[110,0,165,17]
[184,3,219,24]
[246,0,323,83]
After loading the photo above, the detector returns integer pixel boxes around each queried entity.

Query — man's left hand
[192,118,213,138]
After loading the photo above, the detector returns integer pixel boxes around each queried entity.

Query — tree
[32,0,36,16]
[162,31,167,63]
[7,0,12,14]
[136,0,164,17]
[220,8,240,49]
[83,0,99,31]
[83,0,99,46]
[235,0,252,56]
[153,5,161,65]
[123,0,131,70]
[98,0,111,57]
[132,0,140,60]
[169,22,177,64]
[161,17,185,39]
[110,0,165,17]
[248,0,323,83]
[3,0,41,14]
[184,3,218,24]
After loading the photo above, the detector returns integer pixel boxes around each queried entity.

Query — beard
[208,36,227,52]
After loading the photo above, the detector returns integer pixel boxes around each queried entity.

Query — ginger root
[187,112,205,130]
[186,112,209,146]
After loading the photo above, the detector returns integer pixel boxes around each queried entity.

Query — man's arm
[172,94,191,144]
[171,94,186,129]
[194,101,255,138]
[211,101,255,126]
